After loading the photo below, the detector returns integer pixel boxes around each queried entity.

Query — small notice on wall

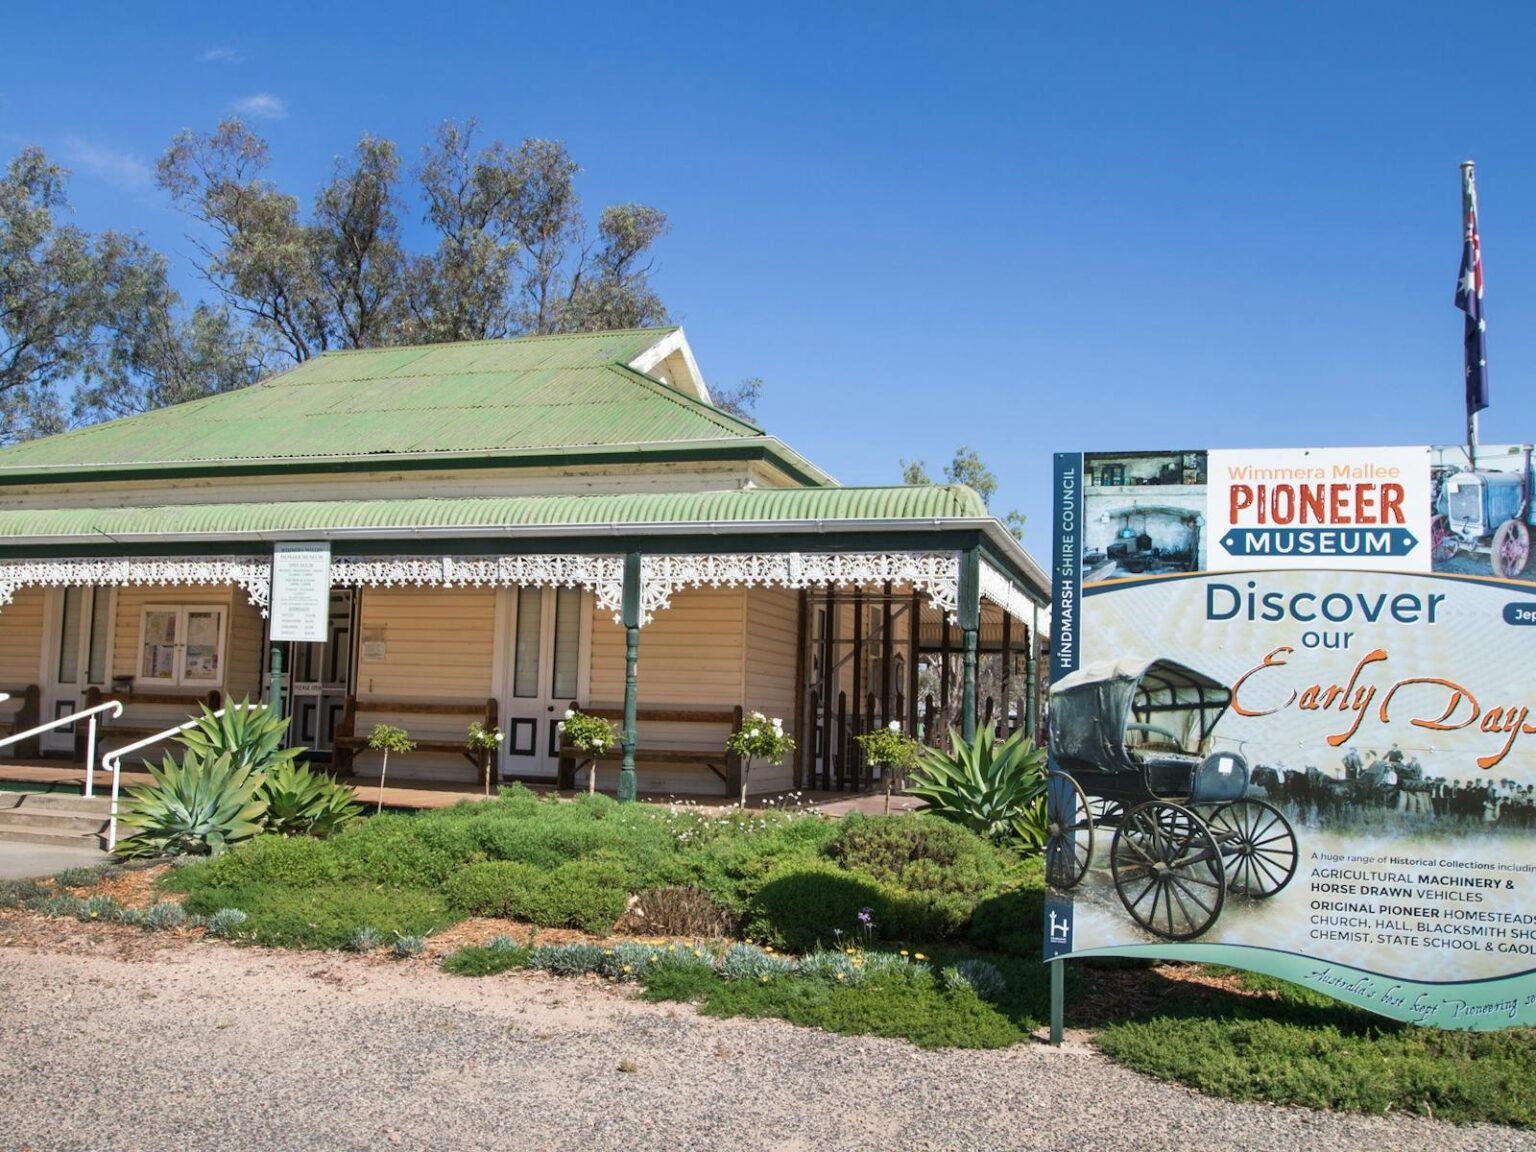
[360,627,387,662]
[270,543,331,643]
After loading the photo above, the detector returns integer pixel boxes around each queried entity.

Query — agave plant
[906,727,1049,845]
[177,698,303,776]
[260,760,364,838]
[115,749,268,858]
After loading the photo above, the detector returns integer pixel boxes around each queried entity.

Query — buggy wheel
[1110,801,1225,941]
[1203,798,1298,898]
[1492,519,1531,579]
[1045,771,1093,890]
[1088,796,1124,828]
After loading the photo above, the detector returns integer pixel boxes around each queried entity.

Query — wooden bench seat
[86,687,223,761]
[557,704,744,797]
[0,685,41,758]
[332,696,498,775]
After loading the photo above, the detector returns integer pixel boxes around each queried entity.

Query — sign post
[268,542,332,722]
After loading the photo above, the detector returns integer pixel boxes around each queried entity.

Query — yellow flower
[649,955,659,964]
[764,946,774,953]
[622,964,633,973]
[899,950,909,957]
[760,975,770,984]
[915,953,928,962]
[835,973,846,982]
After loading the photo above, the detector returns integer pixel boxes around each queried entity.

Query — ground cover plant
[1097,968,1536,1128]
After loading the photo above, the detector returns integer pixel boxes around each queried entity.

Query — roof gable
[0,328,755,473]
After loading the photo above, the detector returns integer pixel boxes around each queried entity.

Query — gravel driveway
[0,940,1531,1152]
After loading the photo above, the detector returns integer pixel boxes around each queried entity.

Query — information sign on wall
[1046,444,1536,1029]
[269,543,332,643]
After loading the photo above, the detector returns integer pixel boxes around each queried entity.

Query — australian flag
[1456,164,1489,414]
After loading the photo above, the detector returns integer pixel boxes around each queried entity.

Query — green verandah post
[618,551,641,803]
[958,547,980,742]
[267,644,283,720]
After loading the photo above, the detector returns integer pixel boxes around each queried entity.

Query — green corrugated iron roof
[0,485,990,541]
[0,329,771,472]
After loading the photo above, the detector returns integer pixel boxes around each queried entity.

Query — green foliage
[348,926,385,953]
[829,814,1013,901]
[559,709,617,755]
[966,861,1046,959]
[205,908,248,938]
[175,881,452,949]
[142,901,188,931]
[51,866,98,889]
[177,699,300,777]
[854,725,922,773]
[1099,986,1536,1128]
[0,878,48,908]
[939,959,1006,1002]
[366,723,415,754]
[76,894,123,922]
[391,933,426,959]
[742,862,972,953]
[258,760,363,838]
[443,857,631,934]
[442,942,530,976]
[465,720,503,752]
[529,942,607,977]
[717,943,796,982]
[906,727,1048,845]
[158,118,671,363]
[116,749,268,858]
[725,711,794,765]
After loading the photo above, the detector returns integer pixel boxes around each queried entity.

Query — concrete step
[0,792,112,816]
[0,817,106,848]
[0,808,109,834]
[0,793,112,848]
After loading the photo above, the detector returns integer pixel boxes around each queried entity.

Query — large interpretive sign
[1045,444,1536,1029]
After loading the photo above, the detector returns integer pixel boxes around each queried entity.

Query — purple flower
[857,908,874,925]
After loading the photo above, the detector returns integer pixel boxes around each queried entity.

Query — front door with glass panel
[501,586,586,779]
[42,587,112,753]
[286,589,355,756]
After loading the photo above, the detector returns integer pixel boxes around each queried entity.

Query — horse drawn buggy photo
[1045,657,1299,941]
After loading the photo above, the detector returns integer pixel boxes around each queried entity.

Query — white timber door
[499,585,589,780]
[41,587,112,753]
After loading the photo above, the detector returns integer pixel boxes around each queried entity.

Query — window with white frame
[138,605,226,687]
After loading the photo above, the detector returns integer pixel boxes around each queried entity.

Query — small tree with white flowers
[725,711,795,809]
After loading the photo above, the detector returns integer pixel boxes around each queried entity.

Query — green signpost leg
[617,552,641,803]
[1050,958,1064,1046]
[959,547,981,742]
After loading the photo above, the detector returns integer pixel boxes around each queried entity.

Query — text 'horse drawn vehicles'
[1046,658,1299,941]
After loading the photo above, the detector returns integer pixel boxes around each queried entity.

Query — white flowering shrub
[725,711,796,808]
[560,709,621,794]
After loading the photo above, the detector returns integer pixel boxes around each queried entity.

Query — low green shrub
[76,894,122,922]
[528,942,606,977]
[442,942,530,976]
[52,866,98,889]
[347,926,385,953]
[1099,1005,1536,1127]
[177,883,452,948]
[142,901,187,930]
[741,863,975,952]
[205,908,248,938]
[829,813,1013,900]
[0,878,48,908]
[939,959,1006,1002]
[717,942,796,982]
[391,933,426,959]
[441,857,630,933]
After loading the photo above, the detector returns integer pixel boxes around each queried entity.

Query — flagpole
[1462,160,1480,465]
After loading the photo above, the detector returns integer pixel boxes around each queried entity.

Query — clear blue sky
[4,2,1535,556]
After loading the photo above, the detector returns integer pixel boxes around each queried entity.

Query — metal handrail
[101,703,266,851]
[0,697,125,799]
